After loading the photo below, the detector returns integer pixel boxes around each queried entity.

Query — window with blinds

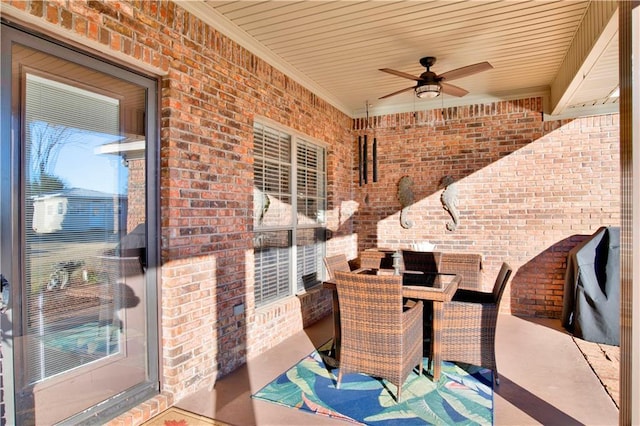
[253,123,326,306]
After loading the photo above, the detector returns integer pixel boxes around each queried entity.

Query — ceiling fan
[379,56,493,100]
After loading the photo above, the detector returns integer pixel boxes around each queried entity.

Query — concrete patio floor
[176,314,619,425]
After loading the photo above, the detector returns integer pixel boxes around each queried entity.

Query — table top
[323,269,460,302]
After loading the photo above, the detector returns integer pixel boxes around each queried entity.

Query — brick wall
[126,157,145,232]
[1,1,621,424]
[353,101,620,317]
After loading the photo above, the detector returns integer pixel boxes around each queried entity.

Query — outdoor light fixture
[415,83,441,99]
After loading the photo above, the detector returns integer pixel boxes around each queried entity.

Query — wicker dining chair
[401,250,442,275]
[323,254,351,280]
[333,271,423,401]
[440,262,513,385]
[439,252,483,291]
[359,250,387,269]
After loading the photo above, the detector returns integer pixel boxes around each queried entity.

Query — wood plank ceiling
[181,0,619,118]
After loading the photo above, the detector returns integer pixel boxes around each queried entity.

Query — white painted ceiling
[180,0,619,118]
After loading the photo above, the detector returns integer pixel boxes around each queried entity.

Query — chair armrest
[403,300,423,330]
[403,300,424,355]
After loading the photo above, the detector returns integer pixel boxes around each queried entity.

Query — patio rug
[251,340,493,425]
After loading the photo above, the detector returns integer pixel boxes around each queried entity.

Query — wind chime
[358,101,377,186]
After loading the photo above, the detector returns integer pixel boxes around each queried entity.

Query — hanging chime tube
[372,137,377,182]
[363,134,368,184]
[358,135,362,186]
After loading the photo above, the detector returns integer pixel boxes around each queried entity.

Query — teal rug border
[252,340,493,425]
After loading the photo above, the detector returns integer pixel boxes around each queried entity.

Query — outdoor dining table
[322,269,461,381]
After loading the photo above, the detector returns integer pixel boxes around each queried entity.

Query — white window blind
[296,140,326,225]
[296,228,323,292]
[253,123,292,227]
[254,230,291,305]
[26,73,120,134]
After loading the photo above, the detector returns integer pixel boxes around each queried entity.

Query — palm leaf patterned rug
[252,341,493,425]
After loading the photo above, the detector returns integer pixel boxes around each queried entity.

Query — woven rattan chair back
[401,250,442,274]
[359,250,386,269]
[333,271,423,401]
[441,262,512,385]
[440,252,483,291]
[491,262,512,304]
[323,254,351,280]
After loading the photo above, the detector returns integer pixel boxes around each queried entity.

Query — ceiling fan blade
[439,61,493,81]
[379,85,415,99]
[441,82,469,97]
[379,68,421,81]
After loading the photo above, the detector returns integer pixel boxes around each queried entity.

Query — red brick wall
[127,157,145,232]
[353,102,620,317]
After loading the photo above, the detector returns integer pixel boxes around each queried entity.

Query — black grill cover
[562,226,620,345]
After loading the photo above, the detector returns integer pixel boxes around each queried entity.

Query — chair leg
[336,370,343,389]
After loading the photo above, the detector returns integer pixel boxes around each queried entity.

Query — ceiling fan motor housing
[419,57,441,86]
[418,70,441,86]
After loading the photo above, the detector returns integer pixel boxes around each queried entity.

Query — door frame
[0,21,161,425]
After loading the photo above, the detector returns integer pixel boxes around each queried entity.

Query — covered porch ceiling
[180,0,619,119]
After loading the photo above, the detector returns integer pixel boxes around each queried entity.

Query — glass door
[1,25,158,425]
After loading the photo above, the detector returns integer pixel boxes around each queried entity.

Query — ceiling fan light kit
[415,83,441,99]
